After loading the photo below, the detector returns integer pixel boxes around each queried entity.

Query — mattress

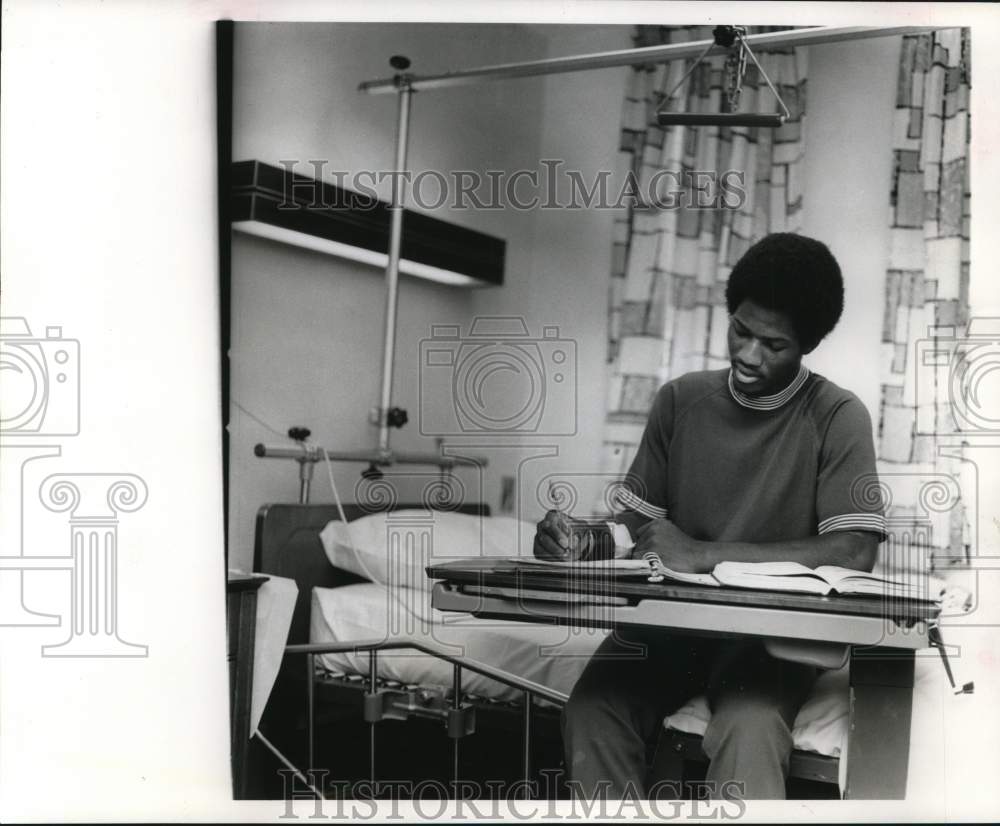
[309,582,850,760]
[309,582,607,702]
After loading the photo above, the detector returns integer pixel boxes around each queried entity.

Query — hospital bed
[253,500,588,796]
[251,500,886,798]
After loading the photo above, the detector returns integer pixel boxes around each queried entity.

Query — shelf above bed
[231,160,505,287]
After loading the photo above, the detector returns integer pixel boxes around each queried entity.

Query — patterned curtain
[600,26,808,481]
[877,29,972,576]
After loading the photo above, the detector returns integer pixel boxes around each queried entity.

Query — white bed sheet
[310,582,607,702]
[250,574,298,734]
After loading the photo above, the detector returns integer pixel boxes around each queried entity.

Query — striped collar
[728,364,810,411]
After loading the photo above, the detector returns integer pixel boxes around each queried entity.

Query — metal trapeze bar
[359,26,941,94]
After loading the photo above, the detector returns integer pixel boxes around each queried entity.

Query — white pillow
[319,510,537,591]
[663,665,850,759]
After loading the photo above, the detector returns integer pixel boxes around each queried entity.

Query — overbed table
[427,558,941,800]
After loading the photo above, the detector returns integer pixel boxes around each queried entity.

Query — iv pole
[254,61,485,484]
[377,57,413,459]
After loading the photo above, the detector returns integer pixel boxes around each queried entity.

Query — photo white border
[2,1,998,822]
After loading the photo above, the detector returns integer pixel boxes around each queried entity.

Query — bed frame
[251,501,572,799]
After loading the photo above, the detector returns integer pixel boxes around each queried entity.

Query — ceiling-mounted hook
[390,55,413,91]
[656,25,790,128]
[712,25,741,49]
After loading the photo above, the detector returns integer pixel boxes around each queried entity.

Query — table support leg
[844,647,915,799]
[229,584,261,799]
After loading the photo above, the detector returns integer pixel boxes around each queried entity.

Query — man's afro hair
[725,233,844,353]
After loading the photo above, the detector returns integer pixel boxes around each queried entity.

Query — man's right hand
[533,509,573,560]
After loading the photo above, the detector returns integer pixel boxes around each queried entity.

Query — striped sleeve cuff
[818,513,887,537]
[614,487,667,519]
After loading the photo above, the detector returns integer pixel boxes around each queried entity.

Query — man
[534,233,885,800]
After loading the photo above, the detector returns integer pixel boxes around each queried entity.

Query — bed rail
[285,637,568,798]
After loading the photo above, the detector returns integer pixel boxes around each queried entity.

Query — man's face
[727,299,804,397]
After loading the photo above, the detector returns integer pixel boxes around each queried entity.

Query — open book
[515,557,929,597]
[711,560,926,597]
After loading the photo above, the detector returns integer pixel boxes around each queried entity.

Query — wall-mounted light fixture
[230,159,505,287]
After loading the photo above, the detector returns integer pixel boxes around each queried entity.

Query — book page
[713,571,834,595]
[713,560,818,578]
[814,565,905,585]
[654,566,721,587]
[712,561,833,594]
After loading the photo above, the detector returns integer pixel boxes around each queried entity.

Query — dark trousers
[561,627,818,800]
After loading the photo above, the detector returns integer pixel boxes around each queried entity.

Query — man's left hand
[633,519,708,573]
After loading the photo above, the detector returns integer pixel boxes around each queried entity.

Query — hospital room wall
[469,25,633,524]
[489,34,908,524]
[230,27,923,568]
[799,36,902,423]
[228,23,552,569]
